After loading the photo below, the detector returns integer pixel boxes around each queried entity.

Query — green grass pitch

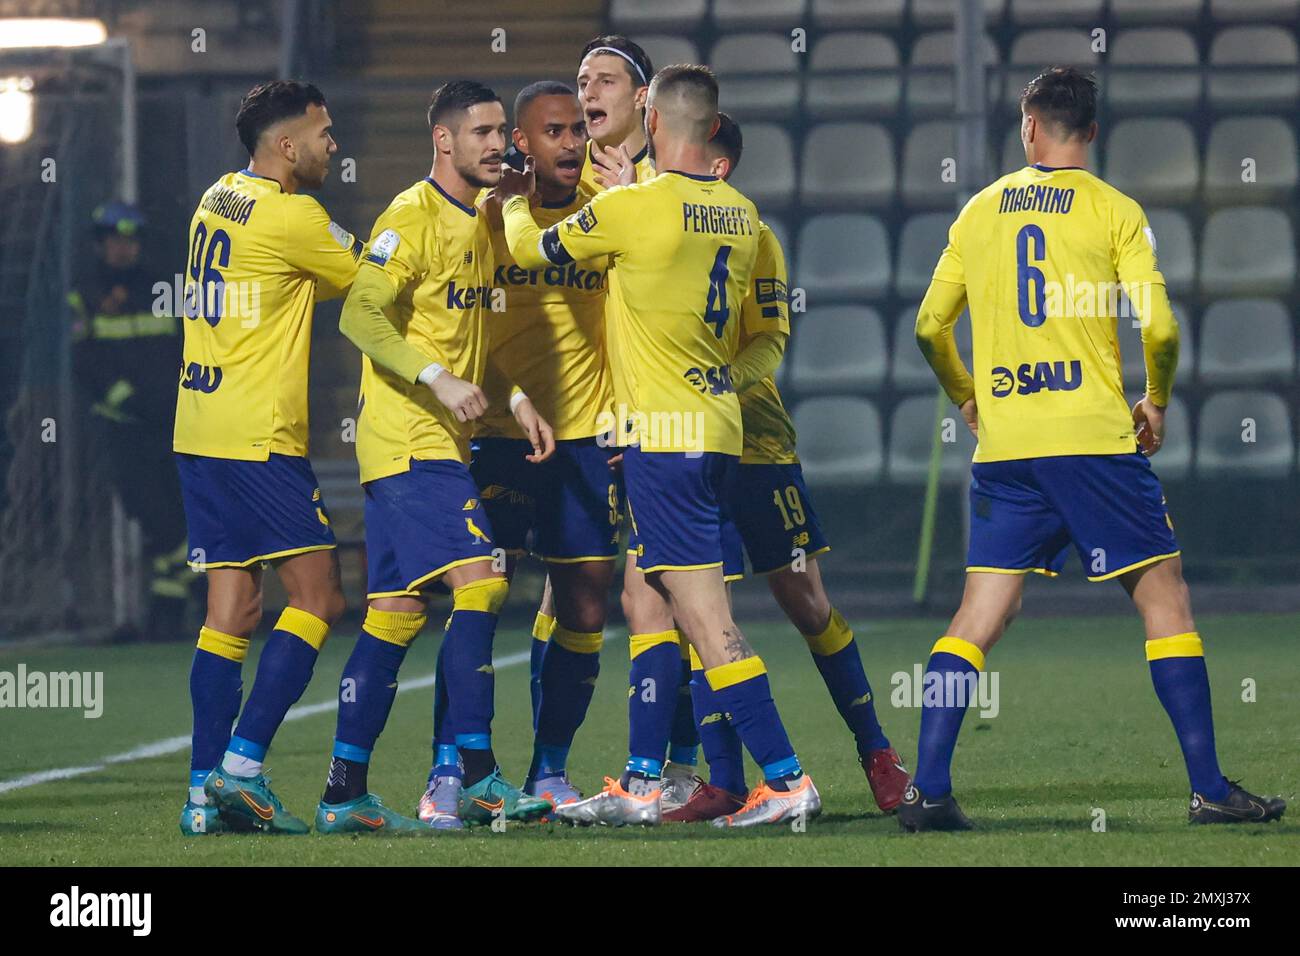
[1,611,1296,866]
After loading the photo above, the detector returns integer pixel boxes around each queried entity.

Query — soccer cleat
[179,800,227,836]
[417,775,466,831]
[459,769,552,826]
[316,793,432,835]
[663,781,745,823]
[1188,780,1286,825]
[659,762,704,812]
[711,774,821,829]
[863,746,911,813]
[897,783,973,832]
[525,772,583,811]
[553,776,662,827]
[203,768,309,835]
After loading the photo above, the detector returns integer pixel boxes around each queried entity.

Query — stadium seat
[635,36,699,74]
[1104,119,1199,205]
[1009,0,1103,25]
[1108,29,1200,114]
[1199,207,1296,297]
[609,0,706,32]
[711,34,801,120]
[1209,0,1300,21]
[1196,390,1295,478]
[1000,125,1027,174]
[886,394,977,484]
[911,0,1007,25]
[906,31,1000,117]
[1145,208,1196,297]
[1005,30,1099,109]
[806,32,901,118]
[800,122,894,208]
[1208,27,1300,110]
[792,396,884,486]
[1203,117,1298,204]
[891,306,973,391]
[795,214,891,300]
[1197,299,1296,386]
[727,123,795,209]
[1149,395,1193,481]
[1116,300,1194,389]
[901,121,959,208]
[788,306,887,394]
[1111,0,1203,23]
[810,0,905,29]
[713,0,808,29]
[895,212,954,299]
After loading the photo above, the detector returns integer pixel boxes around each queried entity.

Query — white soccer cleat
[659,762,704,812]
[711,774,822,829]
[553,775,661,827]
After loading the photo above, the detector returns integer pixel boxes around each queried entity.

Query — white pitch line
[0,649,532,796]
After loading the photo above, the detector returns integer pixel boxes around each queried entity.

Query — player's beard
[296,151,329,190]
[458,155,502,190]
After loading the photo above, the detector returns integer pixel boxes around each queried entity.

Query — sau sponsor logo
[683,364,734,395]
[990,360,1082,397]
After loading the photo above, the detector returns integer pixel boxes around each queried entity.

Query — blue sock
[440,578,506,785]
[529,611,555,730]
[913,637,983,797]
[229,608,329,763]
[334,615,421,758]
[1147,633,1229,800]
[668,655,700,765]
[531,625,602,779]
[627,631,680,776]
[807,609,889,755]
[705,658,800,784]
[189,627,248,787]
[691,664,746,795]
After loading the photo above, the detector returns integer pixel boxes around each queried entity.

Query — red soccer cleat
[864,747,911,812]
[662,780,746,822]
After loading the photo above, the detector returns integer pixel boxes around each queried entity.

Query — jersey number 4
[703,245,733,338]
[1015,223,1047,328]
[184,222,232,327]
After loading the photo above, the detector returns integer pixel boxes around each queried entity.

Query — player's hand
[958,397,979,438]
[495,156,537,204]
[607,452,624,471]
[590,144,637,188]
[427,372,488,423]
[1133,395,1166,456]
[513,396,556,463]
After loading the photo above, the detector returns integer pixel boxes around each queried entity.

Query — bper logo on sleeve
[572,207,598,234]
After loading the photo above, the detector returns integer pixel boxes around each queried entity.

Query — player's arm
[916,212,977,432]
[499,158,627,269]
[733,223,792,392]
[281,195,365,298]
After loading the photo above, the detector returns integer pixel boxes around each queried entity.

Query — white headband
[586,46,648,86]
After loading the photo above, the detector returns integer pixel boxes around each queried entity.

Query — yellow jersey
[579,142,655,443]
[478,184,614,441]
[355,178,495,482]
[503,170,761,456]
[737,221,796,465]
[173,169,364,460]
[931,164,1167,462]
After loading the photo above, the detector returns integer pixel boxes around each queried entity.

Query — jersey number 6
[1015,223,1046,328]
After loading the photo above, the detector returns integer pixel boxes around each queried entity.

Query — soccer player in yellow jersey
[664,114,912,823]
[500,65,820,828]
[175,81,364,836]
[902,68,1285,830]
[314,81,555,835]
[472,81,621,810]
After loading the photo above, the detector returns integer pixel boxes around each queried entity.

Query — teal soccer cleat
[460,769,552,826]
[179,800,227,836]
[316,793,434,835]
[204,768,310,835]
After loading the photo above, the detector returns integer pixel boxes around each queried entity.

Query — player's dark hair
[235,80,327,156]
[1020,66,1098,139]
[648,64,719,143]
[709,111,743,173]
[428,79,502,130]
[514,80,577,125]
[579,35,654,90]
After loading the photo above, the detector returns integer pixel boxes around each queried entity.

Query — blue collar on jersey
[1031,163,1085,172]
[238,167,284,191]
[664,170,719,182]
[541,190,579,209]
[423,176,477,216]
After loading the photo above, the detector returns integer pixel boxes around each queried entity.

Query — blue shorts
[364,459,498,598]
[470,436,622,562]
[623,446,745,580]
[728,462,831,575]
[967,452,1180,582]
[176,452,335,569]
